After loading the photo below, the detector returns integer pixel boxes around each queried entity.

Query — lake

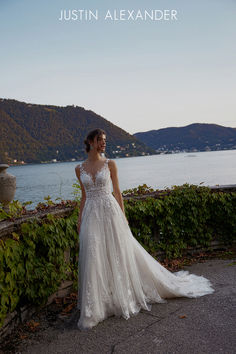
[7,149,236,209]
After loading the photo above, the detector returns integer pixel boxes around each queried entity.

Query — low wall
[0,206,77,339]
[1,184,236,339]
[0,206,75,240]
[0,280,73,339]
[122,184,236,200]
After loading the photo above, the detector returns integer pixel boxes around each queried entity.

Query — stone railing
[122,184,236,200]
[1,184,236,338]
[0,206,76,240]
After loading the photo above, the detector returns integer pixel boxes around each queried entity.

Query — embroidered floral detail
[76,156,215,331]
[85,282,93,317]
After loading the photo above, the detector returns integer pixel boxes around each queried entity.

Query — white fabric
[77,158,215,330]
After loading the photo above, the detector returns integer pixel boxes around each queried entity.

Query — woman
[75,128,214,331]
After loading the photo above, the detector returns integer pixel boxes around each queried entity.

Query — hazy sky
[0,0,235,134]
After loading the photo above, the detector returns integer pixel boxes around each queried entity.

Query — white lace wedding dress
[77,158,214,330]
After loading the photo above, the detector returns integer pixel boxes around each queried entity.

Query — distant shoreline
[7,148,236,167]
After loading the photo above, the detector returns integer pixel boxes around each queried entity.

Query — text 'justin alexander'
[58,9,178,22]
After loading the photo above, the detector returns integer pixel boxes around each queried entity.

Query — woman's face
[91,133,106,153]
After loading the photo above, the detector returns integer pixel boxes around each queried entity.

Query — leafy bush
[0,208,79,327]
[124,183,236,258]
[1,183,235,327]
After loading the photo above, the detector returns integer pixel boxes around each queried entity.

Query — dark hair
[84,128,106,153]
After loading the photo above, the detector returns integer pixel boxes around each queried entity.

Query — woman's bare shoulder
[75,159,87,171]
[107,158,116,165]
[107,158,116,166]
[107,159,118,173]
[75,164,82,178]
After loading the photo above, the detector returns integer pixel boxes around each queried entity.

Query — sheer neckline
[80,158,109,185]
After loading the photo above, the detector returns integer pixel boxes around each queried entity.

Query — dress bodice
[79,158,112,199]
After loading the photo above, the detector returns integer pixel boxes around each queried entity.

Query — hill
[0,98,155,164]
[134,123,236,153]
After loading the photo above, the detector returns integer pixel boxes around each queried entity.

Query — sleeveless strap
[80,163,85,172]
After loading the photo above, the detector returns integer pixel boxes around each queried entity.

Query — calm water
[7,149,236,210]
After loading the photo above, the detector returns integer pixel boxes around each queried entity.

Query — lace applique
[79,158,112,201]
[85,282,93,317]
[87,233,97,257]
[80,158,110,186]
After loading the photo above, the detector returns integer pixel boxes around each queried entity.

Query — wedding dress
[77,158,214,330]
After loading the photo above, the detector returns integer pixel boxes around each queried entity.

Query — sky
[0,0,235,134]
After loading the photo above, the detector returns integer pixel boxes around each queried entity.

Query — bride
[75,128,215,330]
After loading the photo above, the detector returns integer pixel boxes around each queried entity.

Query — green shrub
[0,208,79,327]
[124,183,236,259]
[1,183,235,327]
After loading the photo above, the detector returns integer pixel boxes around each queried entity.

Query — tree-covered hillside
[134,123,236,152]
[0,98,155,164]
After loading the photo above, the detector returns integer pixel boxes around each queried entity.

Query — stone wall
[1,184,236,339]
[0,206,76,339]
[0,206,75,240]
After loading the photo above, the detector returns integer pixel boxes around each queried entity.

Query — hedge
[0,183,236,327]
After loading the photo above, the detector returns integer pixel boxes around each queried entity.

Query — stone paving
[11,258,235,354]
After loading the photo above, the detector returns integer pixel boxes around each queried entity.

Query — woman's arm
[75,165,86,233]
[108,160,126,217]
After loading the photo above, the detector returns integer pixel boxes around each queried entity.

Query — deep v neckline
[80,158,108,185]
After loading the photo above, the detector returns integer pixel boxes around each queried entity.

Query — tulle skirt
[77,193,215,330]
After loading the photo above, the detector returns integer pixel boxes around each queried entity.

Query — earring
[90,144,94,150]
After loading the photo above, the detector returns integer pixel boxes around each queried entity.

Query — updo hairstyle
[84,128,106,153]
